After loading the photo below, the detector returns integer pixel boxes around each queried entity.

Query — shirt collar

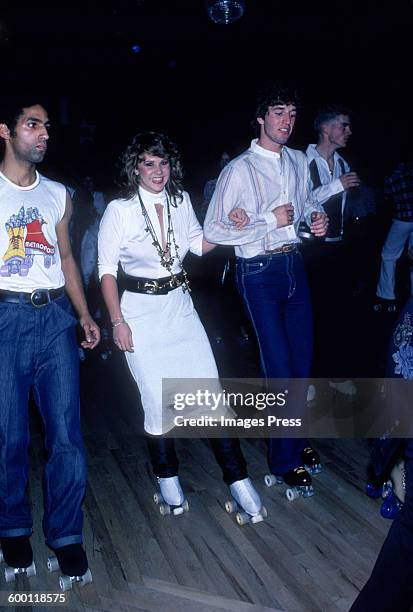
[0,170,40,190]
[136,186,167,206]
[249,138,282,160]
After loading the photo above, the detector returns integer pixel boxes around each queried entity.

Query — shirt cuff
[190,233,204,257]
[263,211,278,230]
[98,265,118,281]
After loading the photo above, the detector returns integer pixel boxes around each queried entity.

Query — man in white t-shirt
[0,97,100,584]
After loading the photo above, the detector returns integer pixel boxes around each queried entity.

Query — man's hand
[340,172,360,190]
[228,207,250,229]
[272,203,294,228]
[79,314,101,349]
[113,321,134,353]
[310,212,329,237]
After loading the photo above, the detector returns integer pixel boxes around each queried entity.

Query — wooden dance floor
[2,347,389,612]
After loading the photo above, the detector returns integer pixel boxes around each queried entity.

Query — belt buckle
[143,280,159,294]
[282,244,293,253]
[30,288,51,308]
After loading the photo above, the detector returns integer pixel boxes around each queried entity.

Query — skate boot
[24,218,56,268]
[373,297,397,313]
[301,447,322,475]
[1,226,29,277]
[328,380,357,397]
[47,544,92,592]
[380,459,406,520]
[264,466,314,501]
[225,478,267,525]
[0,536,36,582]
[154,475,189,516]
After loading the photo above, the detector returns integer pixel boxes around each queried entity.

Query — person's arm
[98,202,133,352]
[203,164,279,245]
[56,192,100,349]
[100,273,134,353]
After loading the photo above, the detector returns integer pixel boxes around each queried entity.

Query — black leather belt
[264,243,297,255]
[0,287,65,307]
[120,272,185,295]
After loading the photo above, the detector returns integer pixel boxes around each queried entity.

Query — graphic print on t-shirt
[1,205,56,277]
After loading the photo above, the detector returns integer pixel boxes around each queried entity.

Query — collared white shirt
[306,144,349,208]
[98,186,203,280]
[203,139,321,259]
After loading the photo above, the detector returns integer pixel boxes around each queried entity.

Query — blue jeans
[236,251,313,474]
[0,295,86,549]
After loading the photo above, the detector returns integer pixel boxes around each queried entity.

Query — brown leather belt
[264,243,297,255]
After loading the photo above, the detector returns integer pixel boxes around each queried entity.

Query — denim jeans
[0,295,86,549]
[236,251,313,474]
[376,219,413,300]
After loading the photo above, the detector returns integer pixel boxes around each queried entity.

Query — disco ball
[206,0,246,25]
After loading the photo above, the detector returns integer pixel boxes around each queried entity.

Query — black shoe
[0,536,33,568]
[283,466,312,488]
[53,544,88,577]
[301,447,322,474]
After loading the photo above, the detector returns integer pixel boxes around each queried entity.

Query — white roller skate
[0,536,36,583]
[264,466,314,501]
[225,478,267,525]
[154,475,189,516]
[47,544,92,592]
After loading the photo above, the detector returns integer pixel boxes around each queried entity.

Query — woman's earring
[134,169,139,176]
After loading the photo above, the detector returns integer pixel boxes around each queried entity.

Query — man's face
[257,104,297,151]
[7,105,50,164]
[323,114,352,149]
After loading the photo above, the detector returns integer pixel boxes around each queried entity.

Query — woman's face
[136,153,171,194]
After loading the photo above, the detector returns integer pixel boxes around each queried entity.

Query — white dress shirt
[203,139,321,259]
[98,186,203,280]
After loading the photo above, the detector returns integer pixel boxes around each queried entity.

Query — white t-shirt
[0,171,66,292]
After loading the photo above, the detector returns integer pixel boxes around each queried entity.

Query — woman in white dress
[98,132,266,521]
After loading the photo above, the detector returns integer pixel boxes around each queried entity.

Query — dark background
[1,0,412,199]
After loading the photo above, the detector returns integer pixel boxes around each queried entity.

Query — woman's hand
[113,321,134,353]
[229,207,250,229]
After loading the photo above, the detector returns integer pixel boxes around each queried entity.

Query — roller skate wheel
[264,474,277,487]
[172,506,184,516]
[225,500,238,514]
[80,568,93,586]
[154,492,164,504]
[4,566,16,582]
[26,561,36,577]
[59,575,73,592]
[181,499,189,512]
[47,555,60,572]
[261,505,268,519]
[0,550,3,563]
[286,488,300,502]
[236,511,250,526]
[159,502,171,516]
[373,303,382,312]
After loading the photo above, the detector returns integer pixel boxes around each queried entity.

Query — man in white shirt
[204,83,328,494]
[0,97,99,584]
[304,106,360,392]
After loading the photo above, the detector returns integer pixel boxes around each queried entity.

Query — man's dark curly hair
[313,104,351,134]
[120,131,184,204]
[254,82,301,127]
